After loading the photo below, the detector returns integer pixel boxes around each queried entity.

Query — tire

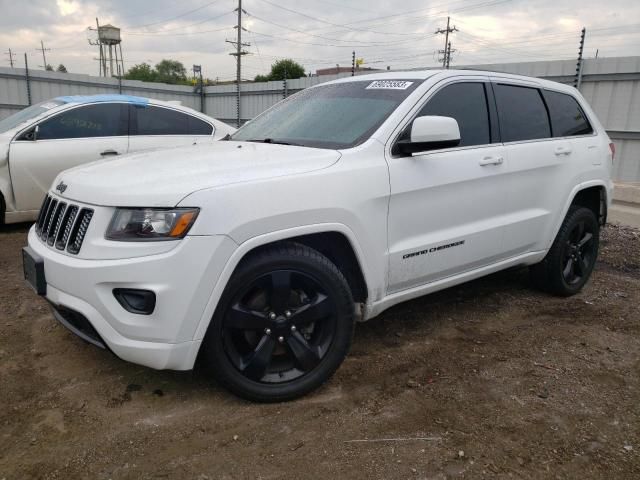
[530,206,600,296]
[202,242,355,402]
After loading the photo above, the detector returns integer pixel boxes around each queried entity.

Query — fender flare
[191,222,372,343]
[547,179,610,250]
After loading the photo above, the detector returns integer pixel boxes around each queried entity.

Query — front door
[9,102,128,211]
[387,80,509,293]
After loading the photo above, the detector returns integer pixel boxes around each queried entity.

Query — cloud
[0,0,638,78]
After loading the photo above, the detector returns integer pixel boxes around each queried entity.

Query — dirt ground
[0,223,638,480]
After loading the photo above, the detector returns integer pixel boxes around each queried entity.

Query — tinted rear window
[544,90,593,137]
[494,84,551,142]
[134,106,189,135]
[188,115,213,135]
[417,82,490,147]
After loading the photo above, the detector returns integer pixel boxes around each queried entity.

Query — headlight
[106,208,199,241]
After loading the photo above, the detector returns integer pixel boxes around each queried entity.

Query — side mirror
[397,116,461,155]
[20,125,39,142]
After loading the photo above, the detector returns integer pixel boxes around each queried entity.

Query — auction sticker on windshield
[366,80,414,90]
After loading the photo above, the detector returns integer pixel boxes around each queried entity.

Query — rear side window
[188,116,214,135]
[494,84,551,142]
[417,82,490,147]
[37,103,127,140]
[134,106,189,135]
[544,90,593,137]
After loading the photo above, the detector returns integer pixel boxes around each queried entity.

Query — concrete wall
[0,57,638,181]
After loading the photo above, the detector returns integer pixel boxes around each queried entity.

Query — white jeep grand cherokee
[24,70,613,401]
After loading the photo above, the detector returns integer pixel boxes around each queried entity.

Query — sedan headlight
[106,208,199,241]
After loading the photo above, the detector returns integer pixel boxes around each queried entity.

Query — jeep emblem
[56,181,67,194]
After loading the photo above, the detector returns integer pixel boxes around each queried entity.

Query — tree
[45,64,53,71]
[254,74,269,82]
[124,63,157,83]
[268,59,305,81]
[155,59,187,84]
[56,64,67,73]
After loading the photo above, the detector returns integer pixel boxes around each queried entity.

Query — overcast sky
[0,0,638,80]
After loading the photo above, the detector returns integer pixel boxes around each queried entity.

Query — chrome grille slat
[37,196,53,234]
[41,199,58,240]
[36,194,93,255]
[48,202,67,246]
[56,205,78,250]
[67,208,93,255]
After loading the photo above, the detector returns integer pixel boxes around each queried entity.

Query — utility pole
[445,41,456,69]
[282,63,288,99]
[351,51,355,76]
[37,40,51,70]
[436,17,457,69]
[574,27,586,90]
[24,53,32,105]
[226,0,250,128]
[5,48,16,68]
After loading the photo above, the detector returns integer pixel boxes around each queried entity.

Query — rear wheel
[202,242,355,402]
[530,206,599,296]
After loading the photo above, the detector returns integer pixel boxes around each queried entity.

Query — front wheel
[202,242,355,402]
[530,206,600,296]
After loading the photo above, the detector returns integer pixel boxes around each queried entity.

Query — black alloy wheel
[530,206,600,296]
[561,219,596,285]
[222,269,337,383]
[203,242,355,402]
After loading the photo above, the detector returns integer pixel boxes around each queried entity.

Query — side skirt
[363,250,547,320]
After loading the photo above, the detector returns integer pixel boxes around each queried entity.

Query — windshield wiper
[220,133,232,141]
[246,138,303,147]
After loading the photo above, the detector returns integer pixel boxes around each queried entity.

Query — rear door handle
[100,149,119,156]
[479,156,504,166]
[554,146,572,156]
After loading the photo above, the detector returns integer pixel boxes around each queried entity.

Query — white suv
[24,70,614,401]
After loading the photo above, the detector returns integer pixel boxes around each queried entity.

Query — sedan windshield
[0,100,65,134]
[231,80,420,149]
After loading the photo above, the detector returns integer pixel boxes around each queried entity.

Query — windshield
[231,80,420,149]
[0,100,65,134]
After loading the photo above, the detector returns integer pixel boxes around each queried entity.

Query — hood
[54,141,341,206]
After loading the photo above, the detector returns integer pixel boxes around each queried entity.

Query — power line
[124,0,224,30]
[127,11,234,34]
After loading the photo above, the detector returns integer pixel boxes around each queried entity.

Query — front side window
[231,80,421,149]
[37,103,126,140]
[416,82,491,147]
[494,84,551,142]
[544,90,593,137]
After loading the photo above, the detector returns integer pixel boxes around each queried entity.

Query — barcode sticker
[366,80,414,90]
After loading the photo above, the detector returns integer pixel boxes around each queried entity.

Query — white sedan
[0,95,235,224]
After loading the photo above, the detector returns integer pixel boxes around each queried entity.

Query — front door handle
[100,149,119,156]
[554,146,572,156]
[479,155,504,166]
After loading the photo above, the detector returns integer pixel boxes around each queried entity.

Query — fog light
[113,289,156,315]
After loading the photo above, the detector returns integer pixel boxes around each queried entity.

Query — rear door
[9,102,128,212]
[387,78,510,293]
[492,80,574,255]
[128,104,215,153]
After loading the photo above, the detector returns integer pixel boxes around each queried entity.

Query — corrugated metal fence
[0,56,638,181]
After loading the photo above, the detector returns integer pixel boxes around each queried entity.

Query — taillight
[609,142,615,163]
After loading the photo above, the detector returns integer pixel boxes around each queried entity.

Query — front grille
[35,195,93,255]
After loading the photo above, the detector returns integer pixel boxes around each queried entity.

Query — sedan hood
[54,141,341,206]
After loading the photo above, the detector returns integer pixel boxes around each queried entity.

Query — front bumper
[27,226,237,370]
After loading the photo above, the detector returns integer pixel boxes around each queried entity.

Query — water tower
[88,18,125,77]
